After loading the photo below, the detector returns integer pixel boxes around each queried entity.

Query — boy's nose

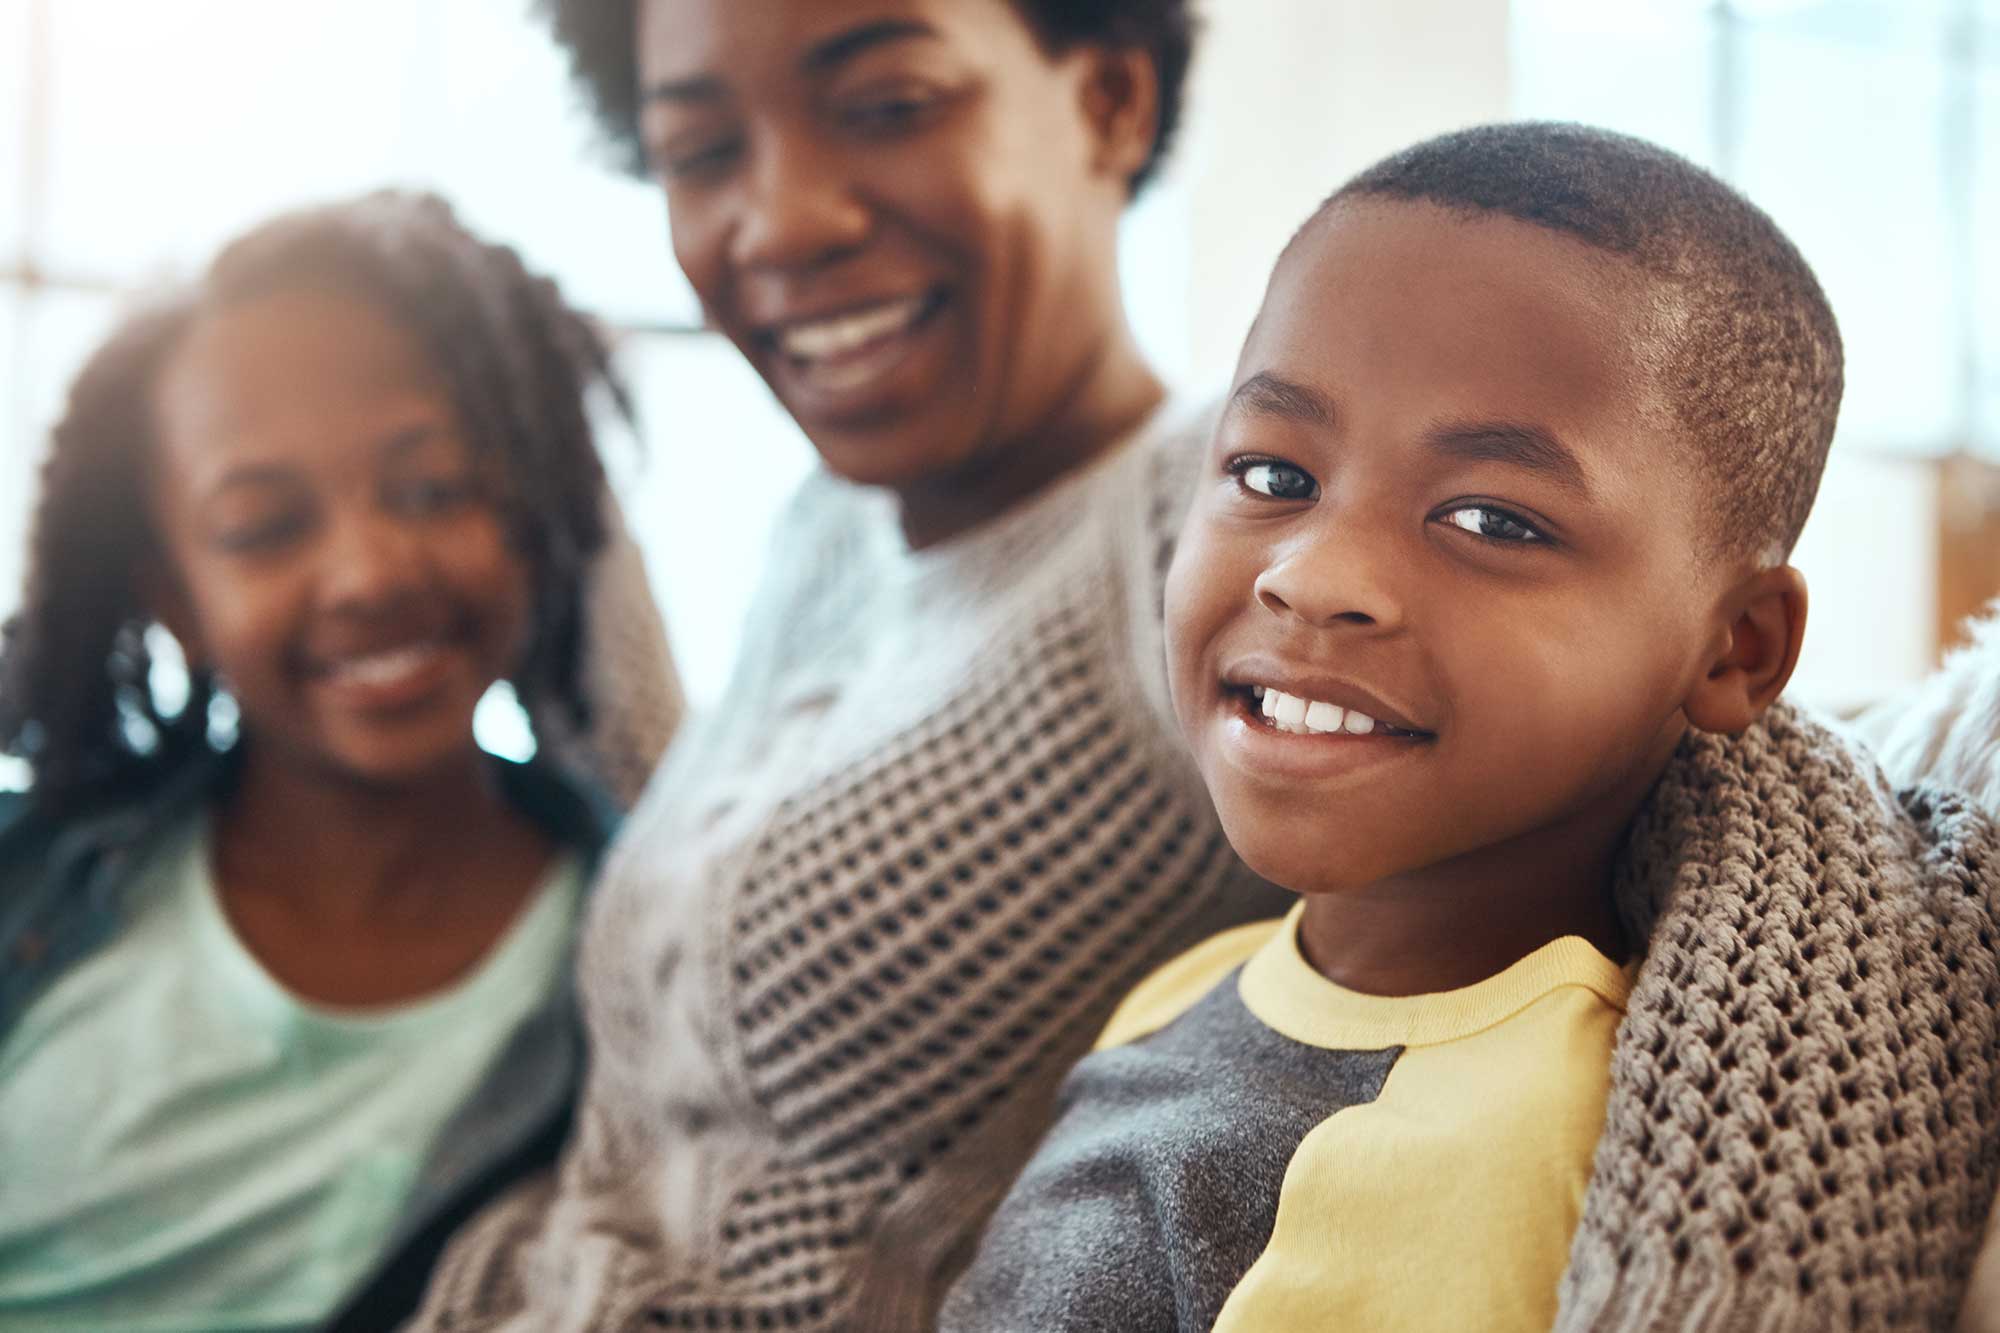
[729,140,871,273]
[1252,524,1405,631]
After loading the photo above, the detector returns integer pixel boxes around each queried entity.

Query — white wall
[1174,0,1513,379]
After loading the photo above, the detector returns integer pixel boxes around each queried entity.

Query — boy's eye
[1233,459,1319,502]
[1439,504,1546,544]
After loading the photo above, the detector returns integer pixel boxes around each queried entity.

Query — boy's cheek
[1163,532,1253,726]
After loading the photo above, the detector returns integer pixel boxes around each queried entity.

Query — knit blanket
[1560,701,2000,1330]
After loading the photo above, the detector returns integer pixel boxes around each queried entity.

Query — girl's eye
[216,516,304,554]
[213,507,310,554]
[388,476,477,517]
[1440,504,1546,544]
[1234,459,1319,502]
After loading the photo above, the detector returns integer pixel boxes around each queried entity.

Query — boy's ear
[1683,565,1808,734]
[1075,45,1159,186]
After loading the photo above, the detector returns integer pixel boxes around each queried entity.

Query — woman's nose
[728,138,872,272]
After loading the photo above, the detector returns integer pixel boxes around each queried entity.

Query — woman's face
[638,0,1152,489]
[148,289,534,788]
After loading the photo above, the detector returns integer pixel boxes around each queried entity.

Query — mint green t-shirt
[0,814,582,1332]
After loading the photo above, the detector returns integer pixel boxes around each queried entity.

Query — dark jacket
[0,748,618,1331]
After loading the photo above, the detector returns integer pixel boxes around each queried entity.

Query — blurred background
[1,0,1996,787]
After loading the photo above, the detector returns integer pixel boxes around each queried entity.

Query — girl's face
[638,0,1152,490]
[148,288,533,788]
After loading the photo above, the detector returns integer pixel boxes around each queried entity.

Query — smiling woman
[632,0,1171,542]
[391,2,1288,1331]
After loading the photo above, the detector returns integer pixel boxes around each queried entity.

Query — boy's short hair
[540,0,1193,195]
[1326,122,1842,565]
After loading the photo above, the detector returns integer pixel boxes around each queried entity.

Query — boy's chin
[1218,820,1406,900]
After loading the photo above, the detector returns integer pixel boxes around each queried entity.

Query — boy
[940,124,2000,1331]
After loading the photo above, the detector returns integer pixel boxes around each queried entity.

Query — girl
[0,190,672,1331]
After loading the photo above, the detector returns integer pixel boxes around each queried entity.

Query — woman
[397,2,1284,1329]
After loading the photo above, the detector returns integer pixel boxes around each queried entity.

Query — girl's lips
[307,640,461,714]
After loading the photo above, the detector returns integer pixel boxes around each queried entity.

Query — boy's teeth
[1255,687,1386,737]
[778,297,927,361]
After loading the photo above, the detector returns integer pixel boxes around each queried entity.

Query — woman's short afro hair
[539,0,1195,194]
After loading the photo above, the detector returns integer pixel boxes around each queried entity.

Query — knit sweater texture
[404,401,1284,1331]
[1557,701,2000,1330]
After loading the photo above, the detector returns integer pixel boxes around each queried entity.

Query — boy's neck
[1293,760,1663,997]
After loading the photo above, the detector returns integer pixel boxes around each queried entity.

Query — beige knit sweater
[405,400,1284,1331]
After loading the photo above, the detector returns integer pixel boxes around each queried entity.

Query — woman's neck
[896,320,1165,551]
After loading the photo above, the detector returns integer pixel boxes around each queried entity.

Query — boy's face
[1167,201,1733,896]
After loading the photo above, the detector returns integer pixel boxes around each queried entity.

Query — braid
[0,190,629,811]
[0,298,210,813]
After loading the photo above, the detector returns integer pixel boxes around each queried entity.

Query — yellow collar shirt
[944,903,1634,1332]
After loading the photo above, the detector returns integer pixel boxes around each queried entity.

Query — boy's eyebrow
[642,19,937,103]
[1229,372,1335,427]
[1425,421,1591,497]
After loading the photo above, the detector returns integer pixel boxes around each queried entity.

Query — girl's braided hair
[0,190,628,813]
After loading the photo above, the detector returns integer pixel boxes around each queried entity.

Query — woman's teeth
[1253,685,1379,736]
[776,296,929,363]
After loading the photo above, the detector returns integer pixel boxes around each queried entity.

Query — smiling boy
[941,124,2000,1331]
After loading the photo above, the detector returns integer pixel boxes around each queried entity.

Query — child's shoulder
[1096,917,1287,1051]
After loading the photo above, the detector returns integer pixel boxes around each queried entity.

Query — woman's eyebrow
[642,20,939,106]
[801,19,939,74]
[1424,420,1592,498]
[643,72,725,106]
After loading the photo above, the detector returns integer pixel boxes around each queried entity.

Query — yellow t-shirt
[944,904,1633,1332]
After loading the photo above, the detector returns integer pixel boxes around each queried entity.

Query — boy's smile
[1167,200,1749,989]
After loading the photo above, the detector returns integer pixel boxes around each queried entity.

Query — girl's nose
[318,508,424,612]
